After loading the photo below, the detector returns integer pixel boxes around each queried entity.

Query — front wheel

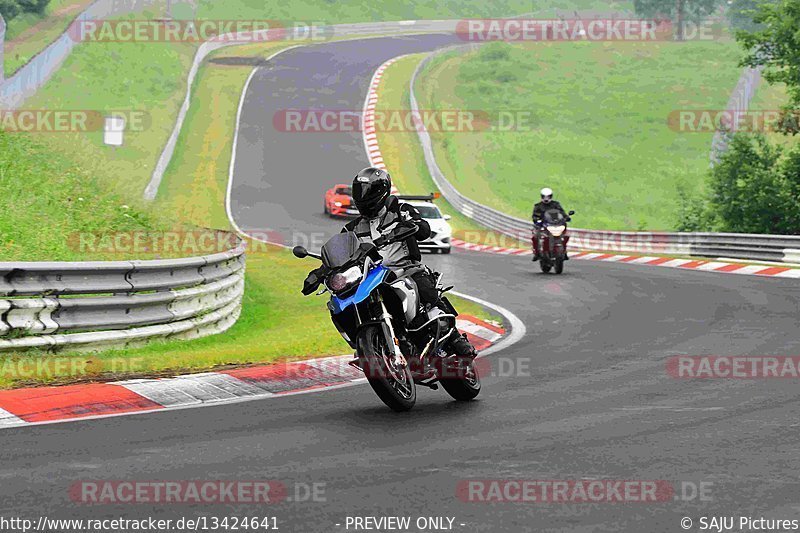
[539,259,552,273]
[357,326,416,411]
[554,257,564,274]
[440,358,481,401]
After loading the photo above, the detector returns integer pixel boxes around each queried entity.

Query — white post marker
[104,115,126,147]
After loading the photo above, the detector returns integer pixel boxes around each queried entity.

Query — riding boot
[447,332,478,359]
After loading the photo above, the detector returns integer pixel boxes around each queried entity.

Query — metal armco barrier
[410,47,800,264]
[0,234,245,351]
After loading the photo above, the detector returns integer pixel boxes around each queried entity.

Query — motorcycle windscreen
[543,209,566,225]
[330,265,389,314]
[321,231,361,269]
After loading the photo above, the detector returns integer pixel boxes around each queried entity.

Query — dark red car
[324,184,359,217]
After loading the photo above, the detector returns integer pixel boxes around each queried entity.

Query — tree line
[0,0,51,22]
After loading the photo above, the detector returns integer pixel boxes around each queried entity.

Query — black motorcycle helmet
[352,167,391,217]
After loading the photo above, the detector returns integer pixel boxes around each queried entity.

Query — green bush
[0,0,50,20]
[683,133,800,234]
[0,0,20,21]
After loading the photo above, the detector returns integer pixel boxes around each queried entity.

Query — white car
[405,200,452,254]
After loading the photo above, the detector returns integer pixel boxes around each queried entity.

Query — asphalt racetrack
[2,34,800,533]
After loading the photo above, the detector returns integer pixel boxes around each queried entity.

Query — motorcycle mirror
[568,210,575,215]
[292,245,309,258]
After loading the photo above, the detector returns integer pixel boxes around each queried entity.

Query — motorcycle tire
[539,259,552,274]
[357,325,416,412]
[554,257,564,274]
[440,357,481,401]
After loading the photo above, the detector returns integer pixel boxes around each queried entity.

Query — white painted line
[226,45,302,238]
[451,291,525,358]
[0,407,25,427]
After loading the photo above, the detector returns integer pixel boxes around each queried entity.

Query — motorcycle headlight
[328,265,362,293]
[548,225,566,237]
[334,201,343,207]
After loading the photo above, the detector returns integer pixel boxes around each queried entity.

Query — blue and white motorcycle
[294,227,480,411]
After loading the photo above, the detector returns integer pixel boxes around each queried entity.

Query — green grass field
[376,54,529,248]
[414,39,745,231]
[0,130,175,261]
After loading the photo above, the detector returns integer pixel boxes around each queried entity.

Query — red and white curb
[0,315,504,429]
[363,56,405,194]
[451,239,800,279]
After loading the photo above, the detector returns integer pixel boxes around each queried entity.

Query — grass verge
[376,54,529,249]
[2,0,94,77]
[414,39,746,231]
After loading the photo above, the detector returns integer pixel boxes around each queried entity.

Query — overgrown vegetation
[679,0,800,233]
[0,0,49,21]
[678,134,800,232]
[737,0,800,135]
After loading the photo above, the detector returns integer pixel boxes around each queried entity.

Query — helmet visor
[353,179,389,216]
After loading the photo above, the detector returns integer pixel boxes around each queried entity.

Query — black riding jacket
[532,200,566,223]
[342,195,431,268]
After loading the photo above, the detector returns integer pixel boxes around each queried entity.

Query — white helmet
[540,187,553,204]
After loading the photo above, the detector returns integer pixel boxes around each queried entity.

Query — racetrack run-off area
[3,7,800,531]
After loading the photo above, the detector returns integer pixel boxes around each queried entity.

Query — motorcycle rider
[531,187,569,262]
[344,166,477,360]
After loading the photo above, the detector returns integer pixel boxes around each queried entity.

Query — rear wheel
[323,200,329,215]
[554,257,564,274]
[357,325,416,411]
[539,259,552,273]
[441,247,451,255]
[440,358,481,401]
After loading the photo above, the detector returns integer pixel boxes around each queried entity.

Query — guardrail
[0,232,245,352]
[410,46,800,264]
[710,66,762,165]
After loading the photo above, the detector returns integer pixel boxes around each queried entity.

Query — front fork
[374,292,407,368]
